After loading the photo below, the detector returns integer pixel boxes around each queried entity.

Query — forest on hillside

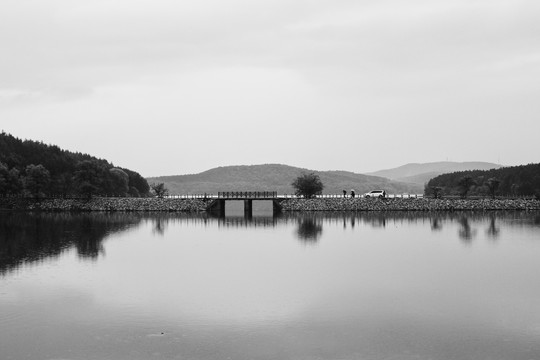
[425,163,540,198]
[0,132,149,198]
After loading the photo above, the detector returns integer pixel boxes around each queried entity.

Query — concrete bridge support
[207,199,226,217]
[207,198,282,217]
[244,200,253,218]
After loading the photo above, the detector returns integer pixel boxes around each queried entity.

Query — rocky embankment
[1,197,539,212]
[280,198,540,211]
[0,197,208,212]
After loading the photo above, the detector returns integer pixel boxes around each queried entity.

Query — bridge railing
[163,193,424,199]
[217,191,278,199]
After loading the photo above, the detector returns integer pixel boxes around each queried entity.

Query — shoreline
[1,197,539,212]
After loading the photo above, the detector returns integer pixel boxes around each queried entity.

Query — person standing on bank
[351,189,355,198]
[343,190,347,198]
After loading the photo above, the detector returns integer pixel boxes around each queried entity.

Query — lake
[1,209,540,360]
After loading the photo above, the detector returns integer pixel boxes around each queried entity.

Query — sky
[1,0,539,177]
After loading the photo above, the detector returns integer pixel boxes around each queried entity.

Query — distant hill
[147,164,424,195]
[367,161,502,186]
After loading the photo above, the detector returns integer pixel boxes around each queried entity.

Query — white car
[364,190,386,198]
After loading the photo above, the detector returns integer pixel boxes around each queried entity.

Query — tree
[108,168,129,196]
[128,186,140,197]
[485,177,500,199]
[150,182,168,198]
[73,160,108,198]
[24,164,51,198]
[0,162,9,195]
[122,168,150,197]
[7,168,22,195]
[0,162,23,196]
[291,172,324,199]
[429,186,443,199]
[457,176,475,198]
[0,132,150,198]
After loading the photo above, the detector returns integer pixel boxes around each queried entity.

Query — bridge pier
[272,200,282,215]
[207,199,226,217]
[206,195,282,218]
[244,200,253,218]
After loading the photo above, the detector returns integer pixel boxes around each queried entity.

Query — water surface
[1,210,540,360]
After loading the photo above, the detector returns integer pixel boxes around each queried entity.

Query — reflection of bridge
[206,191,282,217]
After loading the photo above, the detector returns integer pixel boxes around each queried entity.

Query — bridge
[206,191,282,217]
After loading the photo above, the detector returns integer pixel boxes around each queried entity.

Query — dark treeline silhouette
[0,212,145,275]
[426,163,540,198]
[0,132,150,198]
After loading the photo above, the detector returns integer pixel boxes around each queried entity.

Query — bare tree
[150,182,169,198]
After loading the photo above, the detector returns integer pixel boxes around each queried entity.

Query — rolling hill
[147,164,424,195]
[367,161,502,186]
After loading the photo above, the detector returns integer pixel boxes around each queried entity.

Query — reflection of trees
[0,212,143,275]
[486,216,500,239]
[458,216,476,243]
[431,217,442,231]
[152,216,167,236]
[296,217,323,244]
[3,211,536,275]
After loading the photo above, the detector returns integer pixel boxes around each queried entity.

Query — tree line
[0,132,150,198]
[425,163,540,199]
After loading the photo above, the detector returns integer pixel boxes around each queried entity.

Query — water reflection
[430,217,443,231]
[458,216,476,243]
[141,210,540,247]
[296,216,323,244]
[486,215,500,239]
[0,212,143,275]
[3,211,540,275]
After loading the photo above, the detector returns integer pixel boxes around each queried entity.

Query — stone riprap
[279,198,540,211]
[1,197,539,212]
[0,197,208,212]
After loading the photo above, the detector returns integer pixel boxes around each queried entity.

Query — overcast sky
[1,0,539,177]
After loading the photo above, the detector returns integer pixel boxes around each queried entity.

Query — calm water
[1,208,540,360]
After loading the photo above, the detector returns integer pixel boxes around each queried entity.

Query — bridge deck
[207,193,282,215]
[217,191,278,199]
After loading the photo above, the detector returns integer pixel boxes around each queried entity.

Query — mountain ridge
[367,161,502,186]
[147,163,424,195]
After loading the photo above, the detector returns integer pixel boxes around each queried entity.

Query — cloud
[1,0,540,175]
[2,0,539,93]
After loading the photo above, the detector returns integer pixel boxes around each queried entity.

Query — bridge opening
[224,200,275,217]
[207,197,282,218]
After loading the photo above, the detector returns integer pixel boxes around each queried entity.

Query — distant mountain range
[147,164,425,195]
[366,161,502,186]
[147,162,504,196]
